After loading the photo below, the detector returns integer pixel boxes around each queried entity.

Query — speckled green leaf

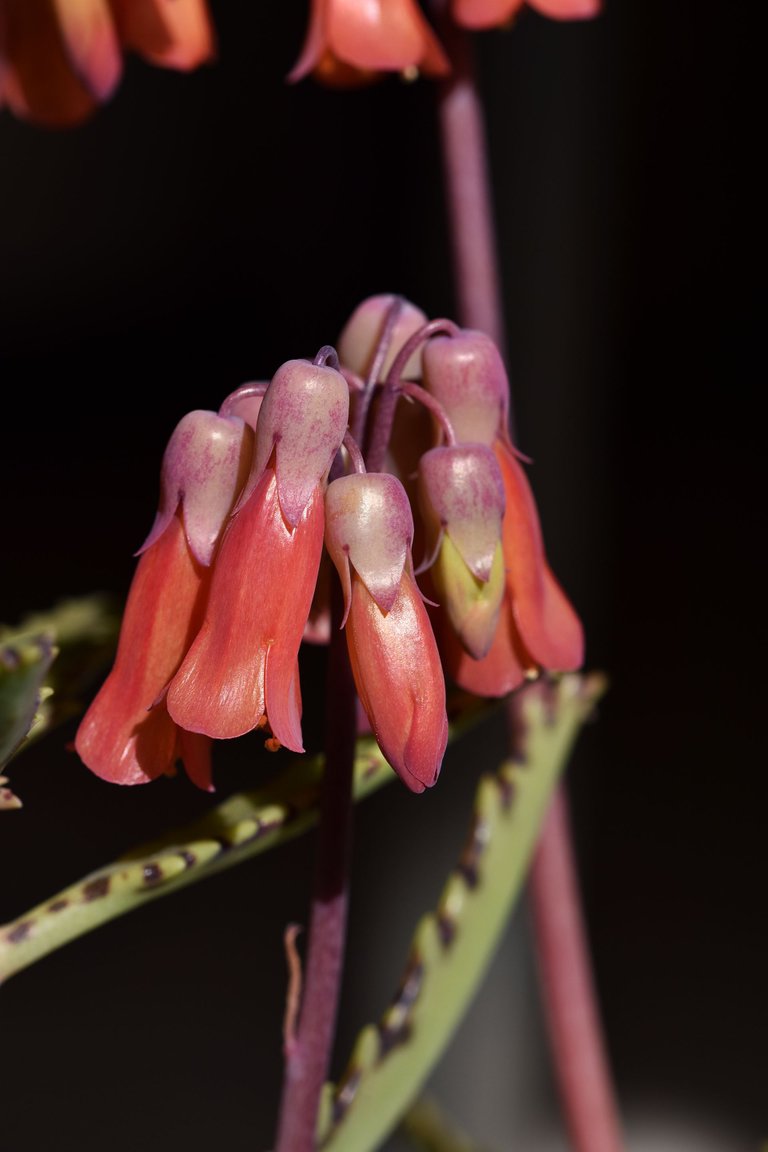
[0,632,57,775]
[0,702,492,984]
[316,672,607,1152]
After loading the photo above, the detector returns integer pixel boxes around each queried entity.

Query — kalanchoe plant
[3,5,625,1152]
[74,297,582,799]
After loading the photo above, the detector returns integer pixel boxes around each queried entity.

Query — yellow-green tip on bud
[432,535,506,659]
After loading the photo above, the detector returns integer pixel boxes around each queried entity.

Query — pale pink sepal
[418,444,505,582]
[495,442,584,671]
[346,569,448,793]
[167,468,324,750]
[325,473,413,621]
[337,294,428,382]
[108,0,216,70]
[75,513,210,786]
[138,410,253,568]
[250,360,350,529]
[422,330,510,447]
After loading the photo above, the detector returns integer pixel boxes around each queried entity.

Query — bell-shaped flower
[452,0,600,31]
[289,0,450,87]
[418,444,506,660]
[75,407,253,788]
[325,472,448,793]
[0,0,214,126]
[167,359,350,751]
[423,328,584,694]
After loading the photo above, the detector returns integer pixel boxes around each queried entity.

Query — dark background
[1,2,762,1150]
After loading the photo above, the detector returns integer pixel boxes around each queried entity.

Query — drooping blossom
[75,406,254,788]
[0,0,215,126]
[417,443,507,660]
[325,471,448,792]
[422,328,584,695]
[289,0,450,87]
[166,359,350,751]
[452,0,601,31]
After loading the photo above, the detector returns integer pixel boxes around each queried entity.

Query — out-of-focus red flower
[0,0,214,126]
[452,0,600,31]
[289,0,450,87]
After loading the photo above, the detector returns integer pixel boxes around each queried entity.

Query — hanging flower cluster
[290,0,600,87]
[75,294,583,796]
[0,0,214,125]
[0,0,600,124]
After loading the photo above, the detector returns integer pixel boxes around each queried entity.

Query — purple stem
[529,785,625,1152]
[273,581,358,1152]
[433,11,508,365]
[432,10,625,1150]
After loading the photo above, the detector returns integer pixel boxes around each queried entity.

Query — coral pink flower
[289,0,449,87]
[423,329,584,696]
[167,359,350,751]
[325,472,448,792]
[75,407,254,788]
[452,0,600,31]
[0,0,214,126]
[75,513,214,788]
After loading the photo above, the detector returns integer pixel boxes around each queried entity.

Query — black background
[0,2,763,1150]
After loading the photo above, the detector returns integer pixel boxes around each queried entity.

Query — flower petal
[451,0,524,29]
[167,469,324,749]
[495,442,584,671]
[346,569,447,793]
[75,514,208,785]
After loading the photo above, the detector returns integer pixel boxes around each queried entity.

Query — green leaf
[0,702,492,985]
[316,672,607,1152]
[0,632,57,776]
[0,595,121,784]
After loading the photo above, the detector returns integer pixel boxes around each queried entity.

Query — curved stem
[273,579,358,1152]
[433,11,624,1150]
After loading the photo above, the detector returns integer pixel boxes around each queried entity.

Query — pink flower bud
[325,473,448,792]
[249,359,350,528]
[139,409,254,568]
[422,330,510,446]
[337,294,428,384]
[418,445,506,582]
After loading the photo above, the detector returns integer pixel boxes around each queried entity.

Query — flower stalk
[431,12,626,1151]
[273,578,358,1152]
